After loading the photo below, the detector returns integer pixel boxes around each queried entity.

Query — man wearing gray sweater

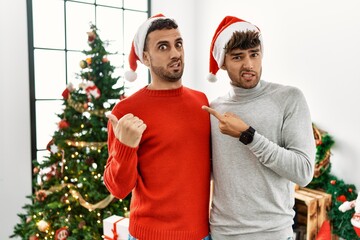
[202,16,316,240]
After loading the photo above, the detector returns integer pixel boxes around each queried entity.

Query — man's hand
[107,113,147,148]
[202,106,249,138]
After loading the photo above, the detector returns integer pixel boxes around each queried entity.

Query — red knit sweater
[104,86,211,240]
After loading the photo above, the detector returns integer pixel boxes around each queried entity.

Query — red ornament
[62,88,70,99]
[58,120,70,129]
[330,180,336,185]
[87,31,96,43]
[61,83,74,99]
[55,227,69,240]
[336,195,347,202]
[29,235,39,240]
[349,188,353,193]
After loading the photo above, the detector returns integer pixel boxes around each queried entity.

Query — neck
[147,79,182,90]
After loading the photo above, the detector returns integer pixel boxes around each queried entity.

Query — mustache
[168,58,182,66]
[241,69,256,74]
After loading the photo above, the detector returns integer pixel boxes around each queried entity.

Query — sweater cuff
[248,132,262,149]
[111,139,139,162]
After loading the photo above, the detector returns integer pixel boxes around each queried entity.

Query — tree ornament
[37,219,50,232]
[79,60,88,69]
[337,194,347,202]
[36,190,47,202]
[87,31,96,44]
[349,188,353,193]
[102,57,109,63]
[62,82,74,99]
[33,167,39,175]
[330,180,336,185]
[86,57,92,65]
[58,119,70,129]
[55,227,69,240]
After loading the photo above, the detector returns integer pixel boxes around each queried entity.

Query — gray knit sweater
[209,80,316,240]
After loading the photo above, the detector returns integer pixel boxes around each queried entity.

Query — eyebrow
[230,48,260,56]
[156,37,183,46]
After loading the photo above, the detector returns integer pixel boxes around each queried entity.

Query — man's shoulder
[183,86,208,99]
[265,81,304,97]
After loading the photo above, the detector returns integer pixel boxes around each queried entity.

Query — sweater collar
[142,85,184,97]
[228,80,266,101]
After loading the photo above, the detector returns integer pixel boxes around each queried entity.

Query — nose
[170,46,182,59]
[243,56,253,70]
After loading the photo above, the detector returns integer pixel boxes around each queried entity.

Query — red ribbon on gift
[104,217,126,240]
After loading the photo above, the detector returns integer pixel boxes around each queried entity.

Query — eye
[175,42,183,48]
[159,44,168,50]
[251,52,260,58]
[232,56,242,61]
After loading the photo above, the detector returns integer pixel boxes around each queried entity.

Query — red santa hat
[207,16,263,82]
[125,13,168,82]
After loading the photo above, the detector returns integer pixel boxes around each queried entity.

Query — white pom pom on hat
[208,16,263,82]
[125,13,168,81]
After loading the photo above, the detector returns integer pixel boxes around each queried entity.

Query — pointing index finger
[202,106,223,121]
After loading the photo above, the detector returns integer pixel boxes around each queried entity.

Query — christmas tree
[12,24,130,240]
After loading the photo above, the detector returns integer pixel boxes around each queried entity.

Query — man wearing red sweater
[104,14,211,240]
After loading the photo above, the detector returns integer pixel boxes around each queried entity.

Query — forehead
[146,28,182,45]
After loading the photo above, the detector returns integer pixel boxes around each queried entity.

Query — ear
[142,51,150,67]
[220,64,227,70]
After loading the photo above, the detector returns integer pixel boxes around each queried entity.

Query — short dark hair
[225,30,261,54]
[144,18,179,51]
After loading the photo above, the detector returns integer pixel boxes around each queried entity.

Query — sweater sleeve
[103,120,139,199]
[248,88,316,186]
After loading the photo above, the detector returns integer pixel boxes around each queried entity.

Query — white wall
[0,0,32,239]
[1,0,360,238]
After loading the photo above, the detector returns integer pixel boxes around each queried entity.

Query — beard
[150,62,184,82]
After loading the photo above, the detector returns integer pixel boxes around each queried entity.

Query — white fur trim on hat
[126,14,168,81]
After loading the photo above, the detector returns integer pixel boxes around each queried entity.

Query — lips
[242,71,255,80]
[169,60,181,70]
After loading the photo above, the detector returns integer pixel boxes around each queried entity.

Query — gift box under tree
[103,215,130,240]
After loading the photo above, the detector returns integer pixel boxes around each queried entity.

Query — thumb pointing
[106,113,118,128]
